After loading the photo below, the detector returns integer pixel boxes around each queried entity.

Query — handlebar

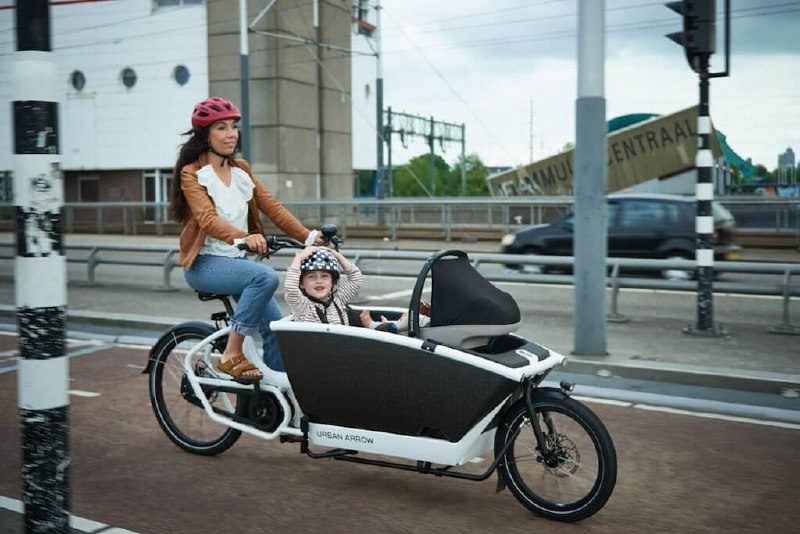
[235,223,343,257]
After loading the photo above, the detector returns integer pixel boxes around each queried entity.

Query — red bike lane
[0,337,798,534]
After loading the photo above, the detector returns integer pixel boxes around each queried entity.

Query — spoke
[509,455,539,465]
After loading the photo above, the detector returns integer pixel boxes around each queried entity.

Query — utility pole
[375,0,385,201]
[428,116,436,196]
[13,0,70,530]
[382,111,465,197]
[666,0,730,335]
[460,123,466,195]
[573,0,607,356]
[529,100,534,164]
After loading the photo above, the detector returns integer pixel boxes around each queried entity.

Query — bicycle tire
[148,323,243,455]
[495,395,617,522]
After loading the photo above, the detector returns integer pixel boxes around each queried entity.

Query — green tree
[449,153,490,196]
[391,153,450,197]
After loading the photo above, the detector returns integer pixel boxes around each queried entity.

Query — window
[120,67,137,89]
[173,65,190,86]
[70,70,86,91]
[618,200,663,228]
[142,169,171,222]
[78,177,99,202]
[0,171,12,202]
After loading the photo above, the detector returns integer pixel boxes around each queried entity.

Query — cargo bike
[145,227,617,522]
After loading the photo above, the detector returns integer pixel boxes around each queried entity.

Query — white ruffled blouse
[196,164,254,258]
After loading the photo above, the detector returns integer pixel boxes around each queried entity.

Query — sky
[354,0,800,170]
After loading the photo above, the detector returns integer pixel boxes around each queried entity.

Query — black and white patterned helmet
[300,249,340,281]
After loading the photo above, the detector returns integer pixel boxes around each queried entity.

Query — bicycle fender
[528,386,570,403]
[142,321,217,374]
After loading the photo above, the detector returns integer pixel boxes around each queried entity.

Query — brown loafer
[216,353,262,383]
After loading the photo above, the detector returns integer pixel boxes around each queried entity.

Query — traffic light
[666,0,716,73]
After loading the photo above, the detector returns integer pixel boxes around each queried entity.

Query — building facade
[778,147,795,169]
[1,0,354,229]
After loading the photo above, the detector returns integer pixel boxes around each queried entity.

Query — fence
[0,240,797,334]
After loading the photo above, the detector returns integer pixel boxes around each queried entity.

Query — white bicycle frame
[180,325,305,440]
[179,316,569,466]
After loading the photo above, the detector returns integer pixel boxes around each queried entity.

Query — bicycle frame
[180,325,304,440]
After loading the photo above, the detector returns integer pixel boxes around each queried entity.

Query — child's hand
[359,309,372,326]
[290,246,318,269]
[398,312,409,330]
[419,301,431,316]
[298,246,318,259]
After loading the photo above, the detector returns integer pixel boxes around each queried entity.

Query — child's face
[301,271,334,300]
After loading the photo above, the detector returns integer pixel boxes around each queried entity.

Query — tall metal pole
[13,1,70,530]
[460,123,466,196]
[573,0,607,355]
[386,106,393,197]
[429,116,436,196]
[375,0,385,200]
[239,0,250,160]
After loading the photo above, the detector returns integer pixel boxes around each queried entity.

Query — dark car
[500,193,742,279]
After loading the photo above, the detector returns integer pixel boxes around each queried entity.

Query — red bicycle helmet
[191,97,241,128]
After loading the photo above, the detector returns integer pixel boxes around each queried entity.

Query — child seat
[412,251,521,349]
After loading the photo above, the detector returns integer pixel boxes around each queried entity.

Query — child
[284,247,363,325]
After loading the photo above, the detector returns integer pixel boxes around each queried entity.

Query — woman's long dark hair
[170,127,209,222]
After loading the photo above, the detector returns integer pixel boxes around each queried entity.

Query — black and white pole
[13,0,70,531]
[692,59,718,334]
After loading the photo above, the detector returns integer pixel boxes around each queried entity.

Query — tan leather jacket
[178,154,310,269]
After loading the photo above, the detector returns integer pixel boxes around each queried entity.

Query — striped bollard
[686,62,723,336]
[13,0,71,530]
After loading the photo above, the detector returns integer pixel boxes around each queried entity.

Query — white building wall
[0,0,208,172]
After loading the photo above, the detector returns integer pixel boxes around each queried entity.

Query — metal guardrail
[1,197,798,242]
[0,240,797,334]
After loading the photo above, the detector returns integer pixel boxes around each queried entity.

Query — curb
[561,357,800,397]
[2,304,799,397]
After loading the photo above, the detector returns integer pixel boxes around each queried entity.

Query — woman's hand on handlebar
[243,233,268,255]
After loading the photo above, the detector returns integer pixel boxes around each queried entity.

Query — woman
[170,96,317,381]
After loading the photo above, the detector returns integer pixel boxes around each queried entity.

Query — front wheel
[495,395,617,522]
[148,323,244,455]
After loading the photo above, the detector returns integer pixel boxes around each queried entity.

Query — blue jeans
[184,254,286,371]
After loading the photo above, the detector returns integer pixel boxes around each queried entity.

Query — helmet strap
[207,146,232,166]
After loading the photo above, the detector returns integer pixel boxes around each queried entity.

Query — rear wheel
[495,396,617,522]
[148,324,244,455]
